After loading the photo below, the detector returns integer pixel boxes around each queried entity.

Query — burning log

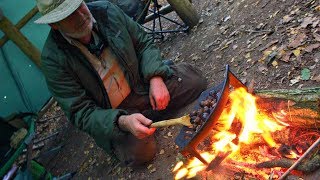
[206,151,231,171]
[279,137,320,179]
[256,154,320,173]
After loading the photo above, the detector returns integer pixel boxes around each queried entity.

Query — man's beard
[64,18,93,39]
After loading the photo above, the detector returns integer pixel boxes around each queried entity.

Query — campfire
[173,65,320,179]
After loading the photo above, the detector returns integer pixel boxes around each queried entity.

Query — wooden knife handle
[150,118,182,128]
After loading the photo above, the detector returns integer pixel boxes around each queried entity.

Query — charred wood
[256,154,320,173]
[206,151,231,171]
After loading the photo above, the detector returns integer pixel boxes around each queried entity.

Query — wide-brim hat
[34,0,83,24]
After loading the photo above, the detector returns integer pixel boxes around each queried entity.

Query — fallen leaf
[159,149,165,155]
[245,52,251,59]
[312,19,319,28]
[204,42,214,50]
[150,167,156,173]
[281,52,292,62]
[305,43,320,52]
[258,65,268,73]
[290,8,300,15]
[313,32,320,42]
[224,15,231,22]
[199,18,204,24]
[147,164,153,169]
[311,74,320,82]
[288,33,307,48]
[256,23,265,30]
[301,68,311,80]
[289,76,301,86]
[272,61,278,67]
[232,44,238,49]
[167,132,173,137]
[300,16,314,28]
[192,55,201,61]
[263,50,273,56]
[292,49,301,57]
[282,15,294,24]
[309,64,317,70]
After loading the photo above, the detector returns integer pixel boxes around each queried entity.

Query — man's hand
[118,113,156,139]
[149,76,170,110]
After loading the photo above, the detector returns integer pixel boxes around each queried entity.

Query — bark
[166,0,199,27]
[256,154,320,173]
[254,87,320,128]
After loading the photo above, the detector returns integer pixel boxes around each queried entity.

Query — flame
[174,87,288,179]
[285,150,300,159]
[174,153,214,179]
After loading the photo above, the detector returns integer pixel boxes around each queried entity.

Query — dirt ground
[35,0,320,179]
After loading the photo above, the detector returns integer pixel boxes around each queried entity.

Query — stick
[206,151,231,171]
[279,137,320,180]
[256,155,320,172]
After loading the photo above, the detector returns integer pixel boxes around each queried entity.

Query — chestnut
[190,110,198,117]
[195,125,202,132]
[203,106,210,113]
[197,108,204,115]
[200,100,206,107]
[194,117,201,125]
[202,112,209,119]
[210,101,217,108]
[190,116,197,124]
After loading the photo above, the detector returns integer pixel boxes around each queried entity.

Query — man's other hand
[149,76,170,110]
[118,114,156,139]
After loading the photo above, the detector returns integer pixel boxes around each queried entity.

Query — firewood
[255,87,320,103]
[206,151,231,171]
[254,88,320,129]
[256,154,320,173]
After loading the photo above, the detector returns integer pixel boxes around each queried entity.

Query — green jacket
[41,1,173,153]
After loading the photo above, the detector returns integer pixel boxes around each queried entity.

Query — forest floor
[34,0,320,179]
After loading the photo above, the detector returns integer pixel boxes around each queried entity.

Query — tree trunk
[166,0,199,28]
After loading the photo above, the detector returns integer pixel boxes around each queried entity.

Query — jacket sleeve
[41,53,127,153]
[112,3,173,82]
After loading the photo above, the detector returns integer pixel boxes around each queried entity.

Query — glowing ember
[173,87,289,179]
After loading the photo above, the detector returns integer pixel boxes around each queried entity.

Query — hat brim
[34,0,83,24]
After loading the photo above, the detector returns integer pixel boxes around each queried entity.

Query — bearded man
[35,0,207,166]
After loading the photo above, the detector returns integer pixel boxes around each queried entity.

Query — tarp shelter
[0,0,53,178]
[0,0,51,118]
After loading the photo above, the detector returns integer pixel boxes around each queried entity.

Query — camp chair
[105,0,190,40]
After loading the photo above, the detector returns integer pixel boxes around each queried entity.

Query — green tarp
[0,0,51,117]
